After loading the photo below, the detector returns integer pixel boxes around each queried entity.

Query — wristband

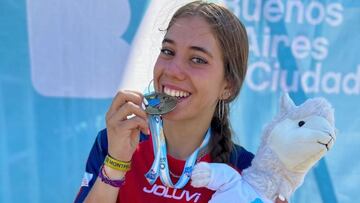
[104,154,131,172]
[98,165,125,188]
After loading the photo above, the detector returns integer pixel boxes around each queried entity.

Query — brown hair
[166,1,249,163]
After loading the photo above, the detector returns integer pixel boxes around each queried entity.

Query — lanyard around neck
[145,115,211,189]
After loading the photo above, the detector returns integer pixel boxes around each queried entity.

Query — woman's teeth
[164,87,190,98]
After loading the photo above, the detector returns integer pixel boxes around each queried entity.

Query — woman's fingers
[107,114,149,161]
[119,116,149,136]
[108,101,148,123]
[106,90,144,120]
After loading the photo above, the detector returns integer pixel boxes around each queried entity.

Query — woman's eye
[160,48,174,56]
[191,57,207,64]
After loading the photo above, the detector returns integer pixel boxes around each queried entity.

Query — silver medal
[144,92,177,115]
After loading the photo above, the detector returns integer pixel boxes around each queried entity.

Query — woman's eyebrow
[190,46,213,58]
[162,37,213,58]
[162,38,174,44]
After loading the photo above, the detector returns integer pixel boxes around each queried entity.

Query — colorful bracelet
[98,165,125,188]
[104,154,131,172]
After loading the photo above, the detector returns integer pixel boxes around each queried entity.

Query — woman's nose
[164,57,186,81]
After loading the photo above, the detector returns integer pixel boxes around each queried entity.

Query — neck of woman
[163,117,212,160]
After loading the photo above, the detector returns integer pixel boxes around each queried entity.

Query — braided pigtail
[209,101,234,163]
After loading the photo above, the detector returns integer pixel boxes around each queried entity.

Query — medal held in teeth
[144,92,177,115]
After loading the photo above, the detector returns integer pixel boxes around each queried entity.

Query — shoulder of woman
[229,144,254,171]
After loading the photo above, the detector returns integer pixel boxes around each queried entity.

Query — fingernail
[143,98,149,106]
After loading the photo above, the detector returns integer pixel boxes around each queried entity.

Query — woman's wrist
[103,165,126,179]
[98,165,126,188]
[98,153,130,186]
[108,148,132,162]
[104,154,131,171]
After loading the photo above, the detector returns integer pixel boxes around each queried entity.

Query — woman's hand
[105,90,149,162]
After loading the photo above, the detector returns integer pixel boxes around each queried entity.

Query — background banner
[0,0,359,202]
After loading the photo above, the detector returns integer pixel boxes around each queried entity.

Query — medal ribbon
[145,115,211,189]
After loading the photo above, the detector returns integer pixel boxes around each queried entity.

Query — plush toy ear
[280,92,295,113]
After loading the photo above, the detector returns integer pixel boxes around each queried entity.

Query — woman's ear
[220,82,232,100]
[221,90,231,100]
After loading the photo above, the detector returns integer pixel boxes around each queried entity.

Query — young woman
[75,1,287,202]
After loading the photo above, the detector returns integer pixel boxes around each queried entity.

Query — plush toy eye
[298,120,305,127]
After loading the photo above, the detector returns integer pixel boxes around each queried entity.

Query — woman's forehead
[164,17,220,53]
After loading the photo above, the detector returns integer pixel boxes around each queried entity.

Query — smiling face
[153,16,230,123]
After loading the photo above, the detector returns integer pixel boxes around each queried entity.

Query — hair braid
[209,102,234,163]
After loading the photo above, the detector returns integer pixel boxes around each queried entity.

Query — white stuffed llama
[191,93,336,203]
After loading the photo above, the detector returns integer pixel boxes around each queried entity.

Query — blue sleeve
[74,129,148,203]
[74,129,108,203]
[229,144,254,171]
